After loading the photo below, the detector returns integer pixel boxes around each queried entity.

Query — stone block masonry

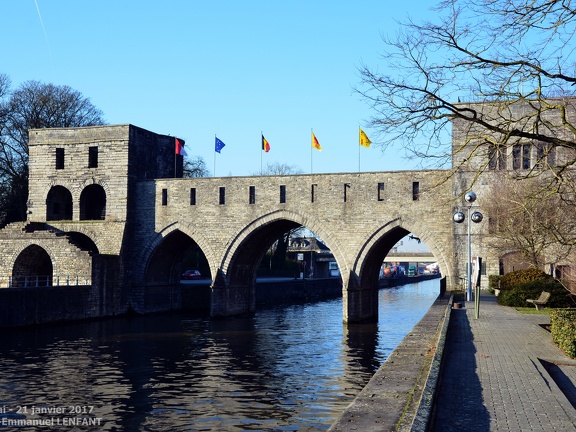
[0,121,495,326]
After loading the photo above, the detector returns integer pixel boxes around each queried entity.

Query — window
[498,147,507,170]
[536,143,544,169]
[311,184,317,203]
[412,182,420,201]
[56,148,65,170]
[219,187,226,205]
[512,145,521,170]
[513,143,531,170]
[344,183,351,202]
[88,146,98,168]
[190,188,196,205]
[488,146,497,170]
[249,186,256,204]
[280,185,286,204]
[161,189,168,206]
[489,145,507,170]
[522,144,531,169]
[377,182,385,201]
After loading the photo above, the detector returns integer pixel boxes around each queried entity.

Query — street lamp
[453,192,483,309]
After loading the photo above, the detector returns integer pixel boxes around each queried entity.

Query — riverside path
[431,292,576,431]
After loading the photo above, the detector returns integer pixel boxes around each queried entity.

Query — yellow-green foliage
[488,274,501,291]
[500,268,550,290]
[551,309,576,359]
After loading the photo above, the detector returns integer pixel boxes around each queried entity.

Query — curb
[409,293,454,431]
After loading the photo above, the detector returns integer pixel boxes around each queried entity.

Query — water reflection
[0,280,439,431]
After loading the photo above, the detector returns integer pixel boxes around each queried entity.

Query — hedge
[551,309,576,359]
[500,268,551,290]
[497,278,574,308]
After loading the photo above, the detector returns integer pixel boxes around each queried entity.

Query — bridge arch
[347,218,451,322]
[138,222,217,285]
[221,209,348,282]
[212,209,350,319]
[355,218,453,291]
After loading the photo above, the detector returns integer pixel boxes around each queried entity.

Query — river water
[0,279,439,431]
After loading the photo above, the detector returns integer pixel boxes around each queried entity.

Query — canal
[0,279,440,431]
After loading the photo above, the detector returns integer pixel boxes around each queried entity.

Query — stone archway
[12,244,53,287]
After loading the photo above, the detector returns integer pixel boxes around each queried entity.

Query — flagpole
[358,126,361,172]
[310,128,313,174]
[213,134,216,177]
[260,131,263,175]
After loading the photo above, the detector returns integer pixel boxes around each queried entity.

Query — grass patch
[514,307,552,315]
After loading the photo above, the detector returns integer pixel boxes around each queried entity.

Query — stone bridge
[0,125,467,326]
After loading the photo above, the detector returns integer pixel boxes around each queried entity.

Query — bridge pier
[210,280,256,319]
[343,277,379,323]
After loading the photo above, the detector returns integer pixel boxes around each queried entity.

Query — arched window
[80,184,106,220]
[46,186,73,221]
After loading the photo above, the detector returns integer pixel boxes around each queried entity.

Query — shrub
[500,268,551,290]
[488,274,501,293]
[497,278,574,308]
[551,309,576,359]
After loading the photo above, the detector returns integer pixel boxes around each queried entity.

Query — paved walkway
[431,292,576,431]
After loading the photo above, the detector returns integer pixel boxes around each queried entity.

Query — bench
[526,291,551,310]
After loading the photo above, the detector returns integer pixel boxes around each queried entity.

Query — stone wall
[0,286,94,327]
[145,170,455,286]
[0,223,92,287]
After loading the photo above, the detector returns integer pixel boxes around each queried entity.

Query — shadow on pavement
[540,359,576,410]
[430,306,491,431]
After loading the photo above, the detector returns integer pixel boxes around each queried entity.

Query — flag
[359,128,371,148]
[262,134,270,152]
[312,132,322,151]
[175,138,188,156]
[215,137,226,153]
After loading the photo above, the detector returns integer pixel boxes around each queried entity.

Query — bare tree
[183,156,210,178]
[358,0,576,181]
[0,77,105,224]
[252,162,304,176]
[484,174,576,270]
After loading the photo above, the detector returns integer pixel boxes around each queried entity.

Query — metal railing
[2,275,92,288]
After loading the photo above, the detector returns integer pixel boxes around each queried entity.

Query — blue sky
[1,0,440,177]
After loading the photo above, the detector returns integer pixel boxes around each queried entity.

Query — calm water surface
[0,280,439,431]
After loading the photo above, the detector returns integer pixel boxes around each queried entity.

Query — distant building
[287,237,334,278]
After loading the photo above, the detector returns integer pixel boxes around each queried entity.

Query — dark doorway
[46,186,73,221]
[80,184,106,220]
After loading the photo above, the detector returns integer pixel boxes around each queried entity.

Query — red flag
[175,138,187,156]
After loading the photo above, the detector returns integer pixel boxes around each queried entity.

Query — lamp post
[453,192,483,311]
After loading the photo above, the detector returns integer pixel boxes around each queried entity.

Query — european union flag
[215,137,226,153]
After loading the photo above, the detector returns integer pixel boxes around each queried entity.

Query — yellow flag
[359,128,371,148]
[312,132,322,151]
